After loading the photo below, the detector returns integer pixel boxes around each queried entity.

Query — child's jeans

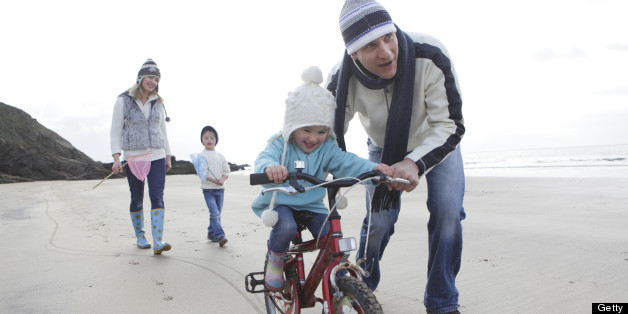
[203,189,225,239]
[268,205,330,253]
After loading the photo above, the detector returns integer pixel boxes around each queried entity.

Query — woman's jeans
[268,205,330,253]
[125,158,166,212]
[203,189,225,239]
[357,140,465,312]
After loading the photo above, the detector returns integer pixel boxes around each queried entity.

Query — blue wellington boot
[151,208,172,254]
[130,210,151,249]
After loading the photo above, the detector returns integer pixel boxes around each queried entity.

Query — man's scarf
[329,25,416,212]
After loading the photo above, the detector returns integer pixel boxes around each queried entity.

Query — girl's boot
[265,247,287,292]
[150,209,172,254]
[130,210,151,249]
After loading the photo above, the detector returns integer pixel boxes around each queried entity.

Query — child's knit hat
[200,125,219,144]
[261,66,336,228]
[136,58,161,84]
[281,66,336,142]
[339,0,396,55]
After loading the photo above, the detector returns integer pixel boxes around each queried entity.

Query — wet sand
[0,174,626,313]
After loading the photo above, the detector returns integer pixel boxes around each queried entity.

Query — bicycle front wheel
[333,277,383,314]
[264,253,300,314]
[264,278,299,314]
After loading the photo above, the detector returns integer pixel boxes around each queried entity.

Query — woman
[110,58,172,254]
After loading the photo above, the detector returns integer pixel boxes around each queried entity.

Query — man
[327,1,466,313]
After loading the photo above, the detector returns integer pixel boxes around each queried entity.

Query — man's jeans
[203,189,225,239]
[125,158,166,212]
[357,140,465,311]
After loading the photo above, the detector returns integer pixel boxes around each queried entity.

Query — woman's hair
[128,82,164,103]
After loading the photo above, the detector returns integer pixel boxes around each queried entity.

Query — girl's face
[293,126,329,153]
[202,131,216,151]
[141,75,160,93]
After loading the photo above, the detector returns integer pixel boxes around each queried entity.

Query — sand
[0,173,626,313]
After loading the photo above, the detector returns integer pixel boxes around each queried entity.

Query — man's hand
[387,158,420,192]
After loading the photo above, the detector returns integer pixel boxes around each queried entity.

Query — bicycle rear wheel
[333,277,383,314]
[264,254,300,314]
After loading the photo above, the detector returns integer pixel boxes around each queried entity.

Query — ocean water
[463,144,628,178]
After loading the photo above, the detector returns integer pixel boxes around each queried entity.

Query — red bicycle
[245,163,408,314]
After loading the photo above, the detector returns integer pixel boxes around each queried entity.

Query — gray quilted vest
[120,92,165,150]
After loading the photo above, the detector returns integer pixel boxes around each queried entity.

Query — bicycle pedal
[244,271,269,294]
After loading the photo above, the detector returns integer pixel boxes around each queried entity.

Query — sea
[463,144,628,178]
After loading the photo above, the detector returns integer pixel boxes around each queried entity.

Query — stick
[92,161,128,189]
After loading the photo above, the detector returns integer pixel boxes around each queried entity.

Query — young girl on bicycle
[251,66,394,292]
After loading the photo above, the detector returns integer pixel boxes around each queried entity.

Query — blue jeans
[268,205,330,253]
[203,189,225,239]
[357,140,465,312]
[125,158,166,212]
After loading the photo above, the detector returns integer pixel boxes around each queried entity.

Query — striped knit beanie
[339,0,396,55]
[136,58,161,84]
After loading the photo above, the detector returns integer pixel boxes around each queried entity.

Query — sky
[1,0,627,164]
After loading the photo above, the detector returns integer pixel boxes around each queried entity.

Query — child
[251,66,394,292]
[198,125,230,246]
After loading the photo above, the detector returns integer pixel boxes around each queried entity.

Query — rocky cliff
[0,102,216,184]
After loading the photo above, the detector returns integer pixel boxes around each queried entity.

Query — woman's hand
[166,155,172,172]
[112,153,123,174]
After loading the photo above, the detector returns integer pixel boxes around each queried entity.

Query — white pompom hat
[282,66,336,142]
[261,66,337,227]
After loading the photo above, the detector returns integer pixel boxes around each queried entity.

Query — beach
[0,173,626,313]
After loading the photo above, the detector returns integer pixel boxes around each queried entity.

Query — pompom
[261,209,279,227]
[301,66,323,85]
[335,195,348,210]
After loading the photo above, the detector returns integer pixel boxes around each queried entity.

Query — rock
[0,102,110,183]
[229,162,250,171]
[1,102,249,184]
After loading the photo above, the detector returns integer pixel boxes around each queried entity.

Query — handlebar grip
[250,173,273,185]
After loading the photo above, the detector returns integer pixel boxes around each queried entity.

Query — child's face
[293,126,328,153]
[202,131,216,151]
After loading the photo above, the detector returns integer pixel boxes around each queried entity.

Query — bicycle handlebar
[250,170,410,195]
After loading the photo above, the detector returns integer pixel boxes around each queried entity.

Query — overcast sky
[1,0,627,164]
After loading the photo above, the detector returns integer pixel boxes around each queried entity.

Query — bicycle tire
[264,254,300,314]
[333,277,383,314]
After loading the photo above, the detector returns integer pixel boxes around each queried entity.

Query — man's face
[351,32,398,79]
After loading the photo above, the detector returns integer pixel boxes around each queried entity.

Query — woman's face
[293,126,329,153]
[141,75,160,93]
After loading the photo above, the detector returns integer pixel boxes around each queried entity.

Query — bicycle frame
[245,169,400,313]
[281,200,362,310]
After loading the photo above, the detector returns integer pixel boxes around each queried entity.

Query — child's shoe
[218,237,228,247]
[265,247,286,292]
